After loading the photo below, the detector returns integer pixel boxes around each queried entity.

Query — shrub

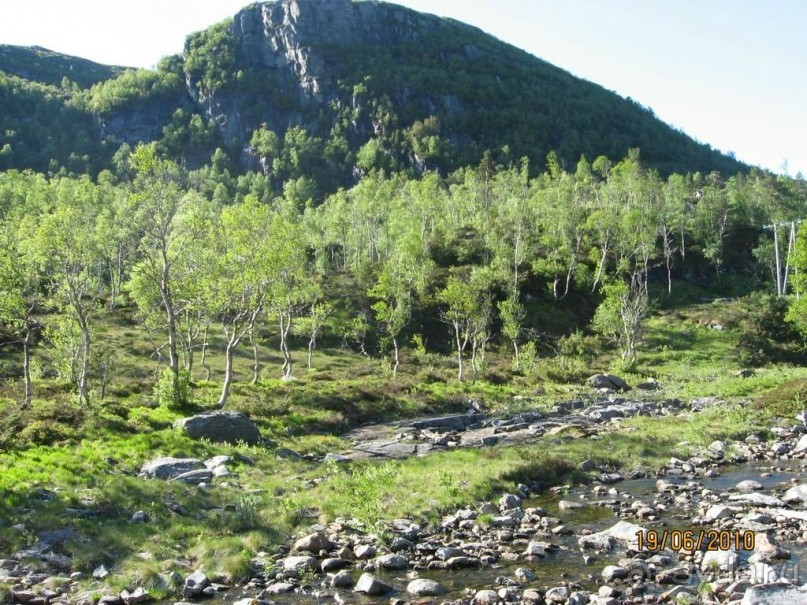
[153,367,192,410]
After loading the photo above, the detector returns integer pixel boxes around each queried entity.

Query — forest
[2,142,806,434]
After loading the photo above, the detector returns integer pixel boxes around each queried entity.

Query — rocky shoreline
[3,399,807,605]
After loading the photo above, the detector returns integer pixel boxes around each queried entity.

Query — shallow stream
[209,458,807,604]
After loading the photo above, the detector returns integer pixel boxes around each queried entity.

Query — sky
[0,0,804,176]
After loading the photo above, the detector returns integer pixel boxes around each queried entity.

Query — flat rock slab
[345,440,429,459]
[728,493,785,507]
[409,413,484,432]
[139,457,205,480]
[175,411,260,445]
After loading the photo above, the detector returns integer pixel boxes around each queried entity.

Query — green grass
[1,289,807,593]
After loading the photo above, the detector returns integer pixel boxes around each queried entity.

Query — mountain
[0,0,746,185]
[0,45,126,88]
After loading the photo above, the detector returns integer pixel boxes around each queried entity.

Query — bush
[153,367,192,410]
[740,293,804,366]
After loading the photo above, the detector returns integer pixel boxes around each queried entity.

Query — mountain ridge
[0,0,747,185]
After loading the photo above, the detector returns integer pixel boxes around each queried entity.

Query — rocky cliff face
[190,0,455,150]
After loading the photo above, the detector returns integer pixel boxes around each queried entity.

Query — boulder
[282,555,317,572]
[353,572,393,596]
[175,411,260,445]
[375,553,408,570]
[587,374,629,392]
[291,531,334,554]
[140,457,205,480]
[601,565,628,581]
[353,544,376,559]
[330,570,353,588]
[407,579,445,596]
[736,480,763,492]
[473,589,500,605]
[783,484,807,504]
[793,434,807,453]
[436,546,466,560]
[182,570,209,598]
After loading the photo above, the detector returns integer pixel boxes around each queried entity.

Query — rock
[579,459,597,472]
[171,469,213,484]
[436,546,466,560]
[601,565,628,581]
[182,570,209,598]
[701,549,739,571]
[749,533,790,563]
[264,582,295,594]
[588,521,645,550]
[703,504,735,522]
[203,455,232,469]
[659,586,694,601]
[282,555,317,572]
[174,411,260,445]
[736,479,763,492]
[636,379,659,391]
[353,544,376,559]
[523,588,543,603]
[330,570,353,588]
[783,484,807,503]
[353,572,393,596]
[546,586,570,603]
[446,556,479,569]
[291,531,334,554]
[130,511,148,523]
[93,564,109,579]
[139,457,205,480]
[728,493,784,507]
[587,374,629,392]
[499,493,522,510]
[120,588,151,605]
[599,586,619,598]
[390,537,415,551]
[410,413,484,432]
[473,589,500,604]
[578,533,615,551]
[321,557,346,572]
[741,583,807,604]
[375,554,407,570]
[793,434,807,453]
[406,579,445,596]
[568,592,589,605]
[514,567,536,582]
[524,541,547,557]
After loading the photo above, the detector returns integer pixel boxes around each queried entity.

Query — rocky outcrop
[138,456,206,480]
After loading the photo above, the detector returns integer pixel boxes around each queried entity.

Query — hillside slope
[0,0,746,182]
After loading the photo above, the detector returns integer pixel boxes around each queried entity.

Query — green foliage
[738,292,803,366]
[153,367,191,410]
[327,460,399,528]
[184,19,237,94]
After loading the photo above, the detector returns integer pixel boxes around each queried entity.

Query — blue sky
[1,0,804,176]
